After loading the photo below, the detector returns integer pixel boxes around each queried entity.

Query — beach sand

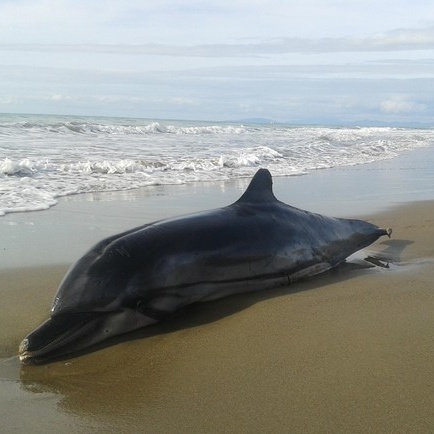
[1,148,434,433]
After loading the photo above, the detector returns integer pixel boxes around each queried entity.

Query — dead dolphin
[19,169,390,364]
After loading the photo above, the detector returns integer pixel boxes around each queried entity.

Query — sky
[1,0,434,124]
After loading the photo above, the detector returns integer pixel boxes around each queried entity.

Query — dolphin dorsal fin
[236,169,277,204]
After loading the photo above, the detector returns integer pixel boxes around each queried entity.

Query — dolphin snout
[18,338,30,363]
[18,314,100,364]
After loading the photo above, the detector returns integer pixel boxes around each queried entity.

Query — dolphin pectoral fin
[136,294,185,321]
[288,262,332,282]
[364,255,390,268]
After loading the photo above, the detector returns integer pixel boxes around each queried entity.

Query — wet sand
[1,150,434,433]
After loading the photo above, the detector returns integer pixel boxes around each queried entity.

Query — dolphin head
[19,236,156,365]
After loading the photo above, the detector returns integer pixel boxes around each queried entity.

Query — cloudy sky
[1,0,434,124]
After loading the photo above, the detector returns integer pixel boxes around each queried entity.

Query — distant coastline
[2,111,433,129]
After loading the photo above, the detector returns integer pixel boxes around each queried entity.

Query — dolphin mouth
[19,312,108,365]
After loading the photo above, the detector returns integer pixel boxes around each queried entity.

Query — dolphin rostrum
[19,169,391,364]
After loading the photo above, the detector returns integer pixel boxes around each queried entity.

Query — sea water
[0,113,433,216]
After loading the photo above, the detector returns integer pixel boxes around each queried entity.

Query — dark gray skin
[19,169,390,364]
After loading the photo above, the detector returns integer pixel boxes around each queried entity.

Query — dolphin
[19,169,391,364]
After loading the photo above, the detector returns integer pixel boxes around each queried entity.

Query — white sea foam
[0,114,432,216]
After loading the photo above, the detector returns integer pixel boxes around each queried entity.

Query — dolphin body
[19,169,390,364]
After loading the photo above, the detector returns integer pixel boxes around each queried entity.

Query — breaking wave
[0,114,432,215]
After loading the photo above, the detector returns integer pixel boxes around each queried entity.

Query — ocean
[1,113,433,216]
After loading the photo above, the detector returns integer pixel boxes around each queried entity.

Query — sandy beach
[1,147,434,433]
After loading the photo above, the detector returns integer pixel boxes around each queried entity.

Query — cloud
[49,94,72,102]
[379,97,426,114]
[0,96,16,105]
[168,97,199,106]
[2,26,434,58]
